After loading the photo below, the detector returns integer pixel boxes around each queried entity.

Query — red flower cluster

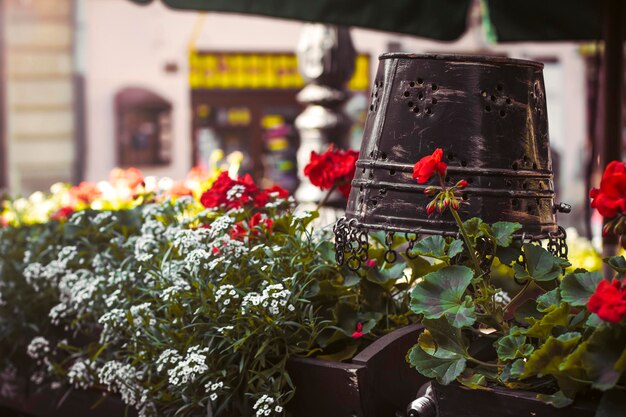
[351,322,365,339]
[590,161,626,218]
[50,206,75,221]
[200,172,289,210]
[412,148,447,184]
[587,278,626,323]
[303,145,359,198]
[230,212,274,240]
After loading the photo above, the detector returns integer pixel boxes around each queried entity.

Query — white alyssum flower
[98,361,145,408]
[27,337,50,360]
[494,289,512,305]
[167,345,210,386]
[215,284,240,305]
[161,280,191,302]
[204,380,228,402]
[57,246,78,264]
[67,359,97,390]
[134,235,161,262]
[98,309,127,342]
[253,395,282,417]
[156,349,182,373]
[242,283,293,316]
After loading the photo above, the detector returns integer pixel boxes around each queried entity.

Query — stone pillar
[294,24,356,204]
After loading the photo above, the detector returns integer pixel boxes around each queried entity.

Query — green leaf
[496,240,522,265]
[410,266,476,328]
[342,274,361,287]
[536,391,574,408]
[536,288,561,312]
[407,344,466,385]
[317,343,359,362]
[447,239,464,258]
[524,303,569,338]
[365,262,406,284]
[403,254,444,280]
[413,236,446,258]
[457,370,489,390]
[463,218,485,239]
[560,271,603,307]
[500,358,525,382]
[581,325,626,390]
[596,389,626,417]
[604,255,626,274]
[513,299,542,325]
[421,317,467,355]
[491,222,523,248]
[515,244,570,282]
[495,332,533,361]
[521,332,582,379]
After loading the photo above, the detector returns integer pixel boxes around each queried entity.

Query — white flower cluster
[183,248,213,275]
[241,283,294,315]
[98,361,144,407]
[204,380,227,402]
[92,211,113,228]
[155,349,182,373]
[226,185,246,201]
[290,210,313,226]
[67,359,97,390]
[134,235,161,262]
[161,280,191,302]
[26,336,50,360]
[494,289,512,305]
[215,284,239,306]
[141,219,166,237]
[130,302,157,330]
[98,308,127,342]
[167,345,209,386]
[253,395,283,416]
[170,228,212,252]
[207,214,236,239]
[57,246,79,264]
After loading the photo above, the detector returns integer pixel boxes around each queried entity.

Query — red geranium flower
[253,185,290,208]
[590,161,626,218]
[50,206,74,221]
[587,278,626,323]
[351,322,365,339]
[200,172,259,209]
[303,145,359,198]
[412,148,447,184]
[230,212,273,240]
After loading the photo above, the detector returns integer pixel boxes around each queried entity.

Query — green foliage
[561,271,603,306]
[410,266,476,328]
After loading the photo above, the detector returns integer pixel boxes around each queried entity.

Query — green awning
[131,0,472,41]
[130,0,625,42]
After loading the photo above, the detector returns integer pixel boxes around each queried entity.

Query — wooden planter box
[425,381,597,417]
[287,324,428,417]
[0,377,132,417]
[0,325,427,417]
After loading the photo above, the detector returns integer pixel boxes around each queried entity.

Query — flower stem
[450,208,482,274]
[467,356,502,368]
[316,185,337,211]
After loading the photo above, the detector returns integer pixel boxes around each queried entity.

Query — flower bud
[424,186,438,195]
[437,199,445,213]
[455,179,468,189]
[443,196,451,208]
[451,199,460,210]
[426,199,437,215]
[603,223,614,237]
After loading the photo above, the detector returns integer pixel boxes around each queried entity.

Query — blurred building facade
[0,0,596,229]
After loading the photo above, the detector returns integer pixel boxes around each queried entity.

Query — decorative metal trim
[334,217,568,273]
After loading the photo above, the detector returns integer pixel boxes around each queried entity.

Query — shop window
[115,87,172,167]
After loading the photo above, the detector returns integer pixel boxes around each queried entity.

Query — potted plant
[402,150,626,417]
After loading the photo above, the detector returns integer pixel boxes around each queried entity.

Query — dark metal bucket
[345,53,568,239]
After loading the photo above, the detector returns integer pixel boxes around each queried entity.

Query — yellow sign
[189,51,369,91]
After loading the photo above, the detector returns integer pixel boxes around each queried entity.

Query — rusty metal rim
[355,160,553,178]
[343,217,562,240]
[352,179,555,198]
[378,53,544,69]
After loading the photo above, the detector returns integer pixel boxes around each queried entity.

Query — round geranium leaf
[561,271,603,307]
